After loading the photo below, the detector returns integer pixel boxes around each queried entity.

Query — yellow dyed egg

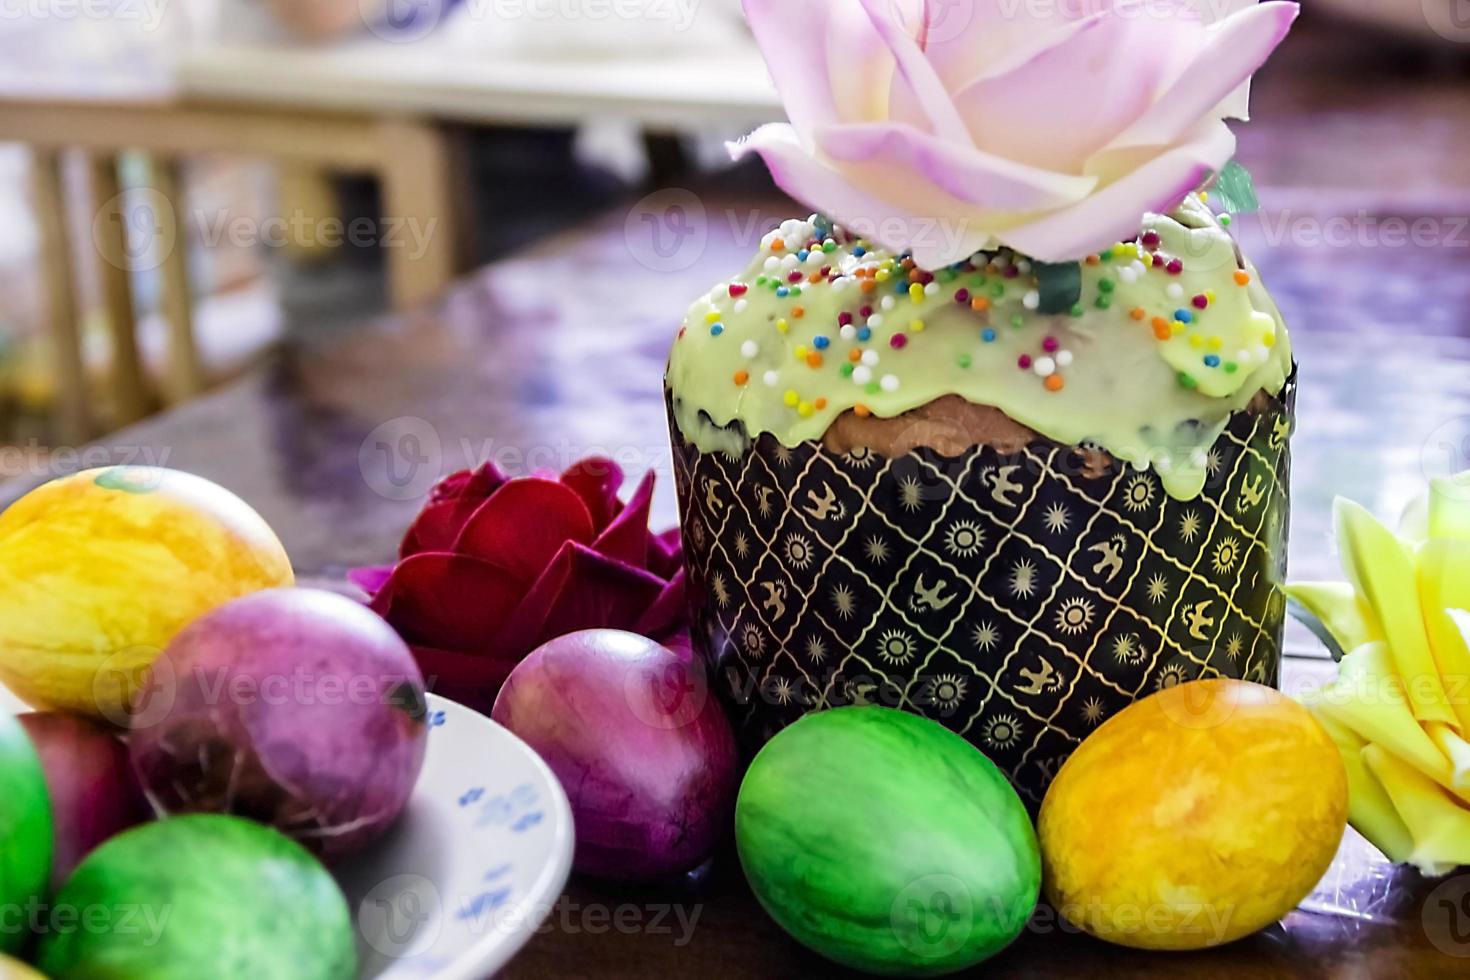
[0,954,45,979]
[0,467,292,721]
[1038,679,1347,950]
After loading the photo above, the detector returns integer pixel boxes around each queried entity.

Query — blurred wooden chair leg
[149,158,204,404]
[443,125,477,271]
[276,164,341,266]
[88,153,153,425]
[31,149,90,444]
[378,118,458,310]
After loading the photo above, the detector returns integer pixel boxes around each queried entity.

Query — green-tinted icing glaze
[37,815,357,980]
[736,707,1039,976]
[667,195,1291,500]
[0,714,51,956]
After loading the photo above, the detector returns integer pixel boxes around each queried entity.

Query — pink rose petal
[1107,2,1300,150]
[742,0,918,130]
[741,0,847,130]
[855,0,971,144]
[1211,0,1271,121]
[731,0,1296,265]
[733,123,992,267]
[560,456,625,532]
[371,552,523,653]
[740,0,919,127]
[952,11,1195,172]
[924,0,1097,90]
[826,0,896,124]
[1003,121,1233,261]
[453,478,595,582]
[817,122,1093,210]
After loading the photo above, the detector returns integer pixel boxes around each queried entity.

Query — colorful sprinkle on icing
[667,202,1291,501]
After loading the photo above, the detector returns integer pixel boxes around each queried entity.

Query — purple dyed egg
[128,588,428,861]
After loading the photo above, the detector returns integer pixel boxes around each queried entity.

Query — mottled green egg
[0,713,51,956]
[736,707,1039,976]
[37,815,356,980]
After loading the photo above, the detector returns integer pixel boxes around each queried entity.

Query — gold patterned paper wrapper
[669,377,1295,806]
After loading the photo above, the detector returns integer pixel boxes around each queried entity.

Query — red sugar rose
[351,457,685,712]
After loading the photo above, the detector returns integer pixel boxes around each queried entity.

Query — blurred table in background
[0,19,186,441]
[1234,30,1470,584]
[0,15,781,444]
[0,21,1468,977]
[0,80,460,443]
[177,38,777,133]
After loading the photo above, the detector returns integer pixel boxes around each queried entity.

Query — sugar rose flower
[1290,472,1470,876]
[732,0,1298,266]
[351,458,686,712]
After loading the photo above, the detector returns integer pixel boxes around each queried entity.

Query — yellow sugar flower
[1288,471,1470,875]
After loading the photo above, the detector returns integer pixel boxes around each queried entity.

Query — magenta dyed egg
[492,629,738,881]
[18,713,149,888]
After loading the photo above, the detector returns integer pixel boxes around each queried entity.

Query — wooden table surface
[5,21,1470,980]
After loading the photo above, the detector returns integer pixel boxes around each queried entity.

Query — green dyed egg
[37,815,356,980]
[0,714,51,956]
[736,707,1039,976]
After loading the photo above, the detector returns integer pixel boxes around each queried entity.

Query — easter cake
[667,0,1301,804]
